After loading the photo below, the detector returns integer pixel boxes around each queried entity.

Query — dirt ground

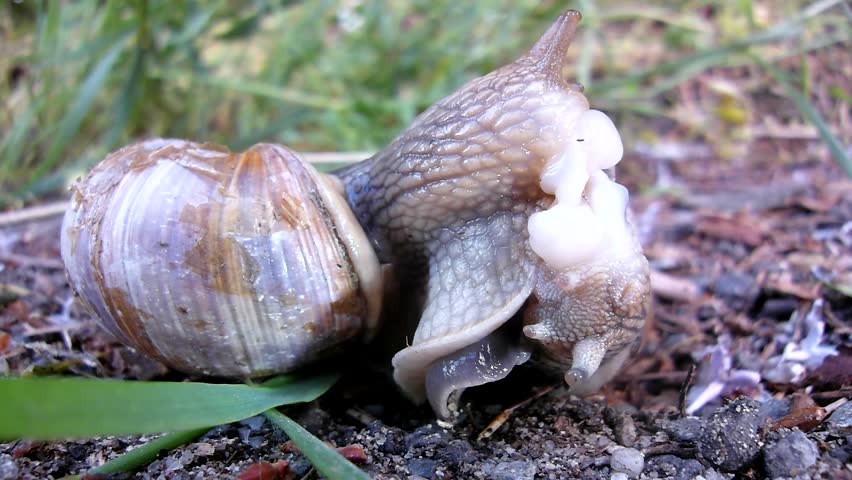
[1,143,851,479]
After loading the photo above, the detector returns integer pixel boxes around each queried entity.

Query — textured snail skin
[61,140,382,377]
[335,10,650,418]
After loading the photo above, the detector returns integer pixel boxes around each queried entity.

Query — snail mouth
[527,109,633,271]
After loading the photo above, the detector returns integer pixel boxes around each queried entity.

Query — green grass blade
[264,409,370,480]
[147,68,346,111]
[89,428,210,475]
[27,35,130,188]
[0,373,338,440]
[103,45,145,149]
[754,55,851,178]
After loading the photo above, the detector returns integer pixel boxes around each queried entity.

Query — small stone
[702,469,732,480]
[407,458,436,478]
[0,454,19,480]
[248,436,265,449]
[239,415,266,431]
[610,447,644,479]
[763,429,818,478]
[713,272,756,309]
[489,460,536,480]
[406,424,449,449]
[699,397,763,472]
[436,439,476,467]
[828,434,851,463]
[665,417,705,443]
[613,413,638,447]
[611,473,629,480]
[377,426,406,455]
[826,400,852,433]
[758,399,790,421]
[647,455,704,480]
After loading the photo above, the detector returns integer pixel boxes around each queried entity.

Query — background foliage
[0,0,849,206]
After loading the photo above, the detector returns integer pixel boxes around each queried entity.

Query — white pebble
[610,447,644,479]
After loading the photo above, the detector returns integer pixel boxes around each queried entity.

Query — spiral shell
[61,139,382,377]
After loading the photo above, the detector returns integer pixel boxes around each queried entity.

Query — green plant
[1,0,849,208]
[0,373,369,479]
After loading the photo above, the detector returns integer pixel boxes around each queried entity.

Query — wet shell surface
[61,139,381,377]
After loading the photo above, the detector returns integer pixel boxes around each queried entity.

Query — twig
[634,370,689,382]
[813,389,852,401]
[0,254,65,270]
[477,383,557,441]
[642,443,698,458]
[824,397,848,415]
[678,363,697,417]
[0,201,68,228]
[650,270,701,303]
[301,151,373,164]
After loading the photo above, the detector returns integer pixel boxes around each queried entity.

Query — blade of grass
[264,409,370,480]
[25,35,131,189]
[588,25,799,99]
[63,428,210,478]
[103,44,146,149]
[753,55,851,177]
[148,68,346,111]
[0,373,338,440]
[598,6,712,32]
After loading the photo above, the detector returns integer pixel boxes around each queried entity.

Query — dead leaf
[237,460,291,480]
[771,393,827,432]
[806,355,851,389]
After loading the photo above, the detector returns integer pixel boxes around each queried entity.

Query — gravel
[486,459,537,480]
[407,457,437,478]
[826,401,852,432]
[763,429,819,479]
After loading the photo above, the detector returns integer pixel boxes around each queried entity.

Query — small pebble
[665,417,705,443]
[610,447,644,479]
[647,455,704,480]
[826,401,852,432]
[610,473,629,480]
[614,413,638,447]
[239,415,266,432]
[702,469,731,480]
[489,460,536,480]
[699,398,762,472]
[406,424,449,449]
[0,454,19,480]
[407,458,436,478]
[763,429,818,478]
[713,272,756,309]
[758,399,790,421]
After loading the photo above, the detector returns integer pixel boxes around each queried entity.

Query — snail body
[61,11,650,419]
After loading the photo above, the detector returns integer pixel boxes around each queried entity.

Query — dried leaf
[238,460,290,480]
[806,355,852,389]
[336,445,368,465]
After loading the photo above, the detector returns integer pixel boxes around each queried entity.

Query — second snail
[61,10,651,420]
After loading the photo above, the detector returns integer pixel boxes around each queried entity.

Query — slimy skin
[334,11,651,419]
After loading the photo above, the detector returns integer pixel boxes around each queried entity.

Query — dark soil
[1,151,850,479]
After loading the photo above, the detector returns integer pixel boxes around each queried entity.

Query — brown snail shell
[61,139,382,377]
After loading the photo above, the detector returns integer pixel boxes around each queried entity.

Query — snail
[60,11,650,420]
